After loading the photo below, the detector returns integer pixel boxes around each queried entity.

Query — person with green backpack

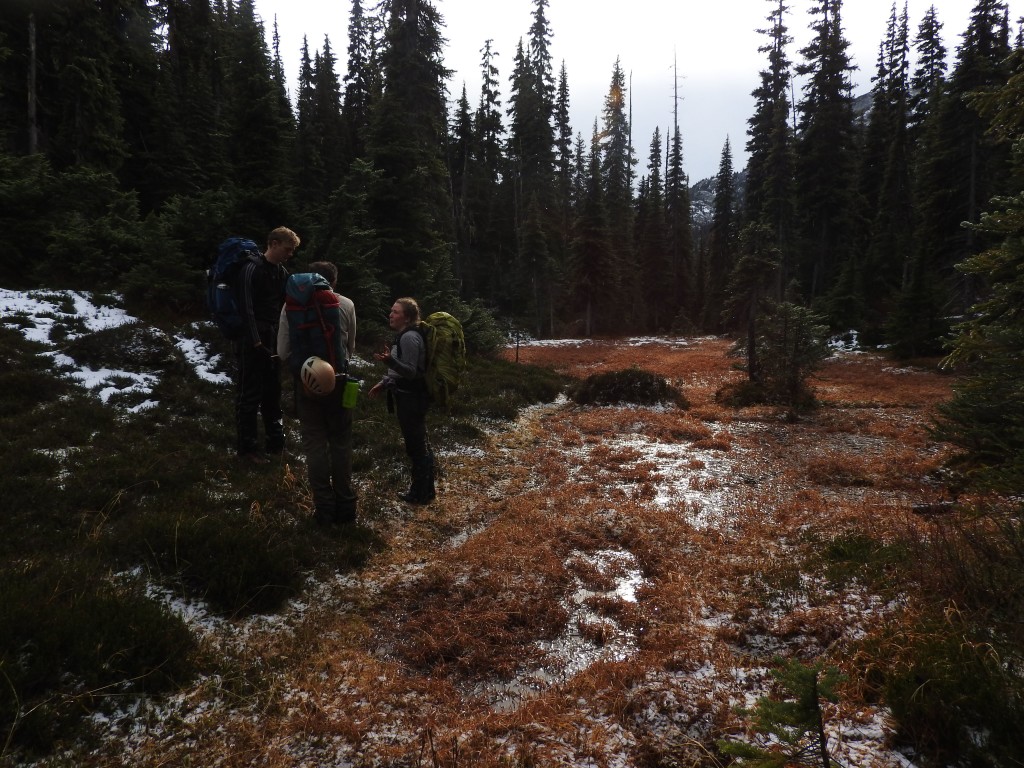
[368,297,436,505]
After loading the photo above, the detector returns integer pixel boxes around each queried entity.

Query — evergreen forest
[0,0,1020,352]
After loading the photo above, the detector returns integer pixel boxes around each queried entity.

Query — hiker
[235,226,298,464]
[277,261,359,525]
[368,297,436,504]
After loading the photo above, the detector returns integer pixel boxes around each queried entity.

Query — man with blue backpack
[233,227,298,464]
[277,261,359,526]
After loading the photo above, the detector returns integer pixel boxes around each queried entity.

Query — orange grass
[85,339,958,767]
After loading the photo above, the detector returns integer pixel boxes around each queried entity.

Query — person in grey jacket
[277,261,358,525]
[368,297,435,504]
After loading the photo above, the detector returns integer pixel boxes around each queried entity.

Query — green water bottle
[342,376,360,409]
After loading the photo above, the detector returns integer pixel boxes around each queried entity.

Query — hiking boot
[397,488,435,505]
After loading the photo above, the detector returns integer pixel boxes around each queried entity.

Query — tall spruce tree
[743,1,796,310]
[311,38,345,202]
[635,128,672,332]
[570,123,616,336]
[365,0,454,300]
[341,0,379,168]
[907,5,947,144]
[157,0,231,196]
[665,58,694,328]
[549,60,575,335]
[794,0,858,311]
[294,38,322,208]
[703,139,740,332]
[504,0,557,327]
[912,0,1012,318]
[724,222,782,385]
[466,39,509,305]
[449,85,474,290]
[835,2,913,339]
[106,0,173,213]
[888,4,953,356]
[221,0,296,226]
[599,58,636,331]
[861,3,914,342]
[934,45,1024,493]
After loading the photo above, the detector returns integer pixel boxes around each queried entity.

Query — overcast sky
[255,0,1004,182]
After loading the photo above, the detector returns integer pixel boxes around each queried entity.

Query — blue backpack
[206,236,261,340]
[284,272,346,376]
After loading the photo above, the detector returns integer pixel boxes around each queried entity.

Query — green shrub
[445,356,566,420]
[117,508,302,616]
[729,299,830,409]
[62,322,185,374]
[718,655,845,767]
[880,617,1024,766]
[569,367,689,408]
[0,564,196,753]
[813,532,911,588]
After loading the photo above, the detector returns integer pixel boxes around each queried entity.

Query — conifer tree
[222,0,296,224]
[341,0,380,167]
[864,4,914,340]
[720,657,844,767]
[311,38,345,197]
[505,0,557,327]
[889,5,953,356]
[794,0,858,308]
[570,124,616,336]
[527,0,556,116]
[156,0,231,196]
[294,38,322,207]
[320,157,391,324]
[449,85,474,288]
[703,139,740,332]
[39,0,129,173]
[745,0,794,230]
[743,1,796,305]
[365,0,453,300]
[103,0,173,213]
[724,222,782,384]
[838,2,913,339]
[635,128,671,332]
[599,58,636,331]
[665,59,694,328]
[913,0,1012,317]
[933,45,1024,493]
[465,39,509,305]
[549,61,575,334]
[269,16,293,120]
[907,5,947,145]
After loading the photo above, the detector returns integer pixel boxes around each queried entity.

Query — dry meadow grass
[85,337,957,767]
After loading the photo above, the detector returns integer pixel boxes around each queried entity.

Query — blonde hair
[268,226,300,248]
[395,297,420,324]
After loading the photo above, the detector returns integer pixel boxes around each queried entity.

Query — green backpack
[419,311,467,410]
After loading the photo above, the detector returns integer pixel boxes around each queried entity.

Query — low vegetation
[2,315,1022,767]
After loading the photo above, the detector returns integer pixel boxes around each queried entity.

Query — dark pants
[394,388,434,500]
[297,385,357,522]
[394,389,430,463]
[235,342,284,455]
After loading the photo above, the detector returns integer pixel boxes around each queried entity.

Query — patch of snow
[2,289,231,411]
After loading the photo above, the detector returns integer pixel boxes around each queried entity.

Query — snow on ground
[2,288,230,410]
